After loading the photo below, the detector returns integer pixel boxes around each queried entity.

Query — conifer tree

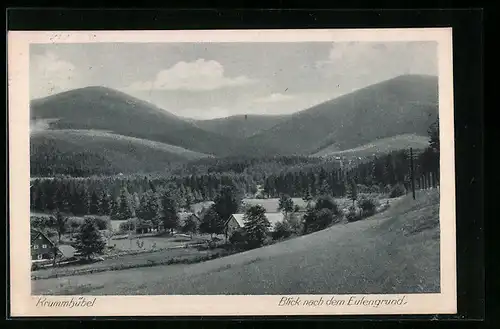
[278,194,294,218]
[98,192,111,216]
[89,191,100,215]
[243,205,271,248]
[429,115,440,153]
[213,185,240,225]
[109,198,120,221]
[160,191,179,234]
[318,180,331,196]
[117,188,133,221]
[74,217,106,260]
[199,206,222,238]
[347,178,358,206]
[54,186,69,213]
[50,208,68,243]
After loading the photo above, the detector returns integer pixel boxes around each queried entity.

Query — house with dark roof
[30,229,77,262]
[226,212,287,237]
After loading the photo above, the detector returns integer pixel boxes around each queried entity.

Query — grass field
[108,234,211,252]
[31,246,227,282]
[32,189,440,295]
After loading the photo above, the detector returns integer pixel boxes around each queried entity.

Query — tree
[318,180,331,196]
[109,198,120,221]
[184,191,194,212]
[304,206,316,234]
[278,194,294,218]
[243,205,271,248]
[199,206,223,238]
[302,188,313,206]
[303,207,335,234]
[314,208,336,230]
[98,192,111,216]
[314,195,339,214]
[286,212,304,235]
[213,185,239,227]
[181,216,198,239]
[347,179,358,206]
[50,208,68,243]
[89,191,100,215]
[272,220,292,240]
[160,191,179,234]
[54,185,69,213]
[116,188,133,221]
[428,116,439,153]
[74,217,106,260]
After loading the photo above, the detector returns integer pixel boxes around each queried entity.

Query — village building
[225,212,287,237]
[30,229,77,262]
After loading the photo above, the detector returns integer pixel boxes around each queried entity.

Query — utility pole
[410,148,416,200]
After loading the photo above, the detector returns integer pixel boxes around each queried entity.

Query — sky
[30,41,437,120]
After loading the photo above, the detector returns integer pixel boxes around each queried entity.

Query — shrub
[358,195,379,217]
[229,230,247,249]
[67,217,84,232]
[286,213,304,235]
[314,195,340,215]
[118,218,137,233]
[356,184,370,193]
[368,185,381,194]
[85,216,110,231]
[383,184,392,195]
[346,205,362,222]
[272,221,293,240]
[389,183,407,198]
[304,208,337,233]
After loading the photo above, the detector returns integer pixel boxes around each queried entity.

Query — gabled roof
[58,245,76,259]
[30,229,56,247]
[230,212,286,229]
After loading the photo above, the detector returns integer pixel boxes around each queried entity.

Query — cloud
[30,52,77,99]
[254,93,296,103]
[127,59,257,91]
[316,42,438,86]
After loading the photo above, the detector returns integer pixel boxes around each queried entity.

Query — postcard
[8,28,456,317]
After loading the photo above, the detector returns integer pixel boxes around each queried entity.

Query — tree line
[262,144,439,198]
[30,172,254,216]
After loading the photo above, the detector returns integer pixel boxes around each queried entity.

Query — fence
[415,171,440,191]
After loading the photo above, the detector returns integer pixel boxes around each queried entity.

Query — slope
[32,189,440,295]
[29,87,253,156]
[30,129,210,176]
[193,114,290,138]
[245,75,438,156]
[314,134,430,158]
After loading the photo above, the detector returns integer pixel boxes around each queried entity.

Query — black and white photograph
[9,29,456,316]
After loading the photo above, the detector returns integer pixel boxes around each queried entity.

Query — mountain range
[30,74,438,175]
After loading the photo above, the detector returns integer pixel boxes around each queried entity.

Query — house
[225,212,287,237]
[31,229,59,261]
[30,229,77,262]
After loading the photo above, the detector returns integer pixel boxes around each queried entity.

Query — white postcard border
[8,28,456,317]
